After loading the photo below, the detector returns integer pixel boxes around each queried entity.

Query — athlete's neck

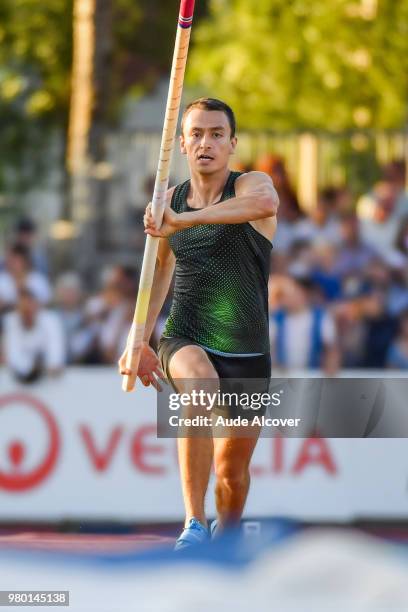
[187,167,231,208]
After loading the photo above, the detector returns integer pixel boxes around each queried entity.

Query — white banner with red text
[0,368,407,522]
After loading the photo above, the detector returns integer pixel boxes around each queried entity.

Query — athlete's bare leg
[169,345,218,528]
[213,425,261,529]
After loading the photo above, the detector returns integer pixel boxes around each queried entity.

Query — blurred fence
[66,127,408,269]
[113,128,408,209]
[1,128,407,272]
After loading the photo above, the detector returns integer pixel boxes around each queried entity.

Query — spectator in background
[357,159,408,222]
[333,301,367,369]
[332,186,354,215]
[296,188,342,246]
[386,309,408,369]
[256,154,304,252]
[85,266,123,318]
[269,276,340,374]
[285,240,315,277]
[81,266,126,364]
[12,217,49,275]
[55,273,83,334]
[100,298,135,363]
[333,257,407,368]
[0,244,52,312]
[357,259,398,368]
[98,265,139,362]
[359,181,401,258]
[395,216,408,257]
[333,212,376,279]
[283,239,341,302]
[333,281,375,369]
[83,265,139,363]
[309,242,342,302]
[386,267,408,318]
[55,272,97,364]
[2,289,65,383]
[383,160,408,218]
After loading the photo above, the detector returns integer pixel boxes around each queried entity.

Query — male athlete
[119,98,278,549]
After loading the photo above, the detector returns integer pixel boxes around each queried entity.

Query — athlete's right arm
[142,186,176,342]
[118,188,175,389]
[142,235,175,343]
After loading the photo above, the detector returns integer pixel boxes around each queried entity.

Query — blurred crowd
[0,157,408,383]
[0,220,141,383]
[263,156,408,375]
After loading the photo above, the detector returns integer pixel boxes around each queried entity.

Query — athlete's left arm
[144,172,278,238]
[182,171,278,227]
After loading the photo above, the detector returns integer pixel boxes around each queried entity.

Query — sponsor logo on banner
[0,394,60,492]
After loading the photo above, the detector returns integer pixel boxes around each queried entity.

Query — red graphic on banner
[79,424,166,475]
[131,425,165,475]
[79,425,124,472]
[0,394,60,492]
[250,437,337,477]
[292,437,337,474]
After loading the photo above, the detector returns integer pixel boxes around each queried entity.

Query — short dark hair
[181,97,236,138]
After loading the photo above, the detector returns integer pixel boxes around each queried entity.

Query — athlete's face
[180,109,237,174]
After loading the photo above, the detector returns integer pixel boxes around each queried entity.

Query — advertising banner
[0,369,407,522]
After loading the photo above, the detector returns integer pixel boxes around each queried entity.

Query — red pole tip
[179,0,195,25]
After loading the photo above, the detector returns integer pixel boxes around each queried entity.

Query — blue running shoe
[174,518,209,551]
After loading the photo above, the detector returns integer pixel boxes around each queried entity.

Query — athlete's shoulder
[235,171,279,228]
[235,172,278,210]
[235,171,275,192]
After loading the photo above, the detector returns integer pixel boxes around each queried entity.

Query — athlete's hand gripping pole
[122,0,196,392]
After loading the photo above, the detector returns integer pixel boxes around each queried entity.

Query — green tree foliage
[113,0,206,97]
[0,0,206,192]
[0,0,73,121]
[0,0,73,191]
[0,0,207,127]
[188,0,408,131]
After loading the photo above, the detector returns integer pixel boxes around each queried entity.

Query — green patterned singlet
[163,171,272,355]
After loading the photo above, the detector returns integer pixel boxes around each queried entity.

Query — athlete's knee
[185,363,218,384]
[177,370,218,400]
[215,461,249,492]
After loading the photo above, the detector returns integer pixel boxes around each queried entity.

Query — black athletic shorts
[157,336,271,420]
